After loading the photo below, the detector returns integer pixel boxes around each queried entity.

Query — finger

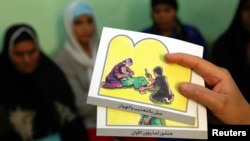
[165,53,221,78]
[178,82,223,111]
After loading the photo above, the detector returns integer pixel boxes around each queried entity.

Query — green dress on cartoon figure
[138,114,166,126]
[121,76,148,89]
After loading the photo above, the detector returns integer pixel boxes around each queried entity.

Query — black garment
[150,75,173,102]
[211,0,250,103]
[0,24,89,141]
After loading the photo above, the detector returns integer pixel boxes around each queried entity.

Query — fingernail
[180,82,189,90]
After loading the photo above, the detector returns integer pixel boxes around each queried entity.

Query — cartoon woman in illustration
[101,58,134,88]
[139,66,174,103]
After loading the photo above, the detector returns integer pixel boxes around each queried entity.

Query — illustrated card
[87,27,204,124]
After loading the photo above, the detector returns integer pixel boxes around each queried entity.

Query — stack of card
[87,27,208,140]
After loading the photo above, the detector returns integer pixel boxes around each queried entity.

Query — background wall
[0,0,239,58]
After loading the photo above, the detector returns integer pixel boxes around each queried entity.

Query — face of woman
[72,15,95,45]
[10,40,40,74]
[152,3,176,31]
[241,0,250,32]
[125,60,132,67]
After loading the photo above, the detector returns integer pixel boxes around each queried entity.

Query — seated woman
[101,58,149,92]
[101,58,134,88]
[0,24,88,141]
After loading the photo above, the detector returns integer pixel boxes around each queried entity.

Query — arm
[139,79,155,92]
[165,53,250,124]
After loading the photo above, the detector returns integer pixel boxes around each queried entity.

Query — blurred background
[0,0,238,57]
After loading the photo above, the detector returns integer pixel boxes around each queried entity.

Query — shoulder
[181,24,206,43]
[182,24,206,43]
[40,53,65,73]
[182,24,202,34]
[211,33,230,55]
[213,31,233,45]
[54,48,73,67]
[53,48,76,75]
[35,54,70,86]
[54,48,70,61]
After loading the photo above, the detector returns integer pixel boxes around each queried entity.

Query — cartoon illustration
[101,58,149,90]
[139,66,174,103]
[101,58,134,88]
[138,114,166,126]
[101,58,174,104]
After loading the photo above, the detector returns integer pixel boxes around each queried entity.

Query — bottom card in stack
[96,103,207,140]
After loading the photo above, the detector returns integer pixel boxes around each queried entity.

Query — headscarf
[63,0,99,81]
[0,24,38,68]
[0,24,77,139]
[211,0,250,103]
[226,0,249,31]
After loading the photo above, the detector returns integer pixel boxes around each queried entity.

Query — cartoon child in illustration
[101,58,134,88]
[139,66,174,104]
[138,114,165,126]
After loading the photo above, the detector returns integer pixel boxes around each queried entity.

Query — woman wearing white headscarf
[54,1,103,140]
